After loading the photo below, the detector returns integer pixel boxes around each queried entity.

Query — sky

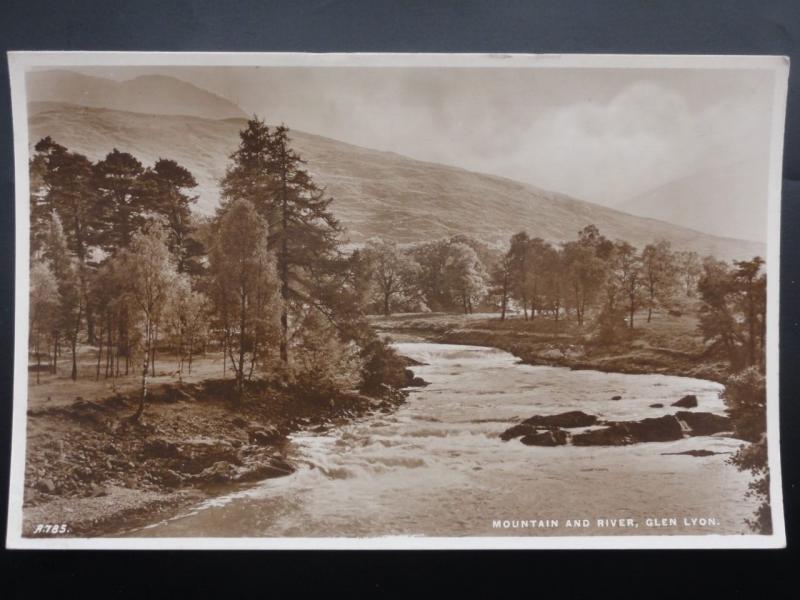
[69,64,776,241]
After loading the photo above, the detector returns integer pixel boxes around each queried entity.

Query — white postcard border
[5,51,789,550]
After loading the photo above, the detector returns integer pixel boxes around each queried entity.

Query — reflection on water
[131,343,756,538]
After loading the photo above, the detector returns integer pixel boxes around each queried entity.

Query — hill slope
[27,102,764,261]
[27,70,247,120]
[615,159,769,244]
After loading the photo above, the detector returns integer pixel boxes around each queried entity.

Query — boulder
[649,403,664,408]
[675,411,732,436]
[195,461,237,484]
[159,469,184,488]
[89,482,108,497]
[247,426,284,446]
[522,411,598,428]
[572,426,633,446]
[572,415,684,446]
[143,437,182,459]
[611,395,622,401]
[520,429,568,446]
[626,415,684,442]
[672,394,698,408]
[499,423,540,441]
[404,368,429,387]
[235,458,295,482]
[34,478,56,494]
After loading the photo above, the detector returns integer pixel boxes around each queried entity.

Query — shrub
[287,313,362,401]
[722,366,771,534]
[359,334,408,394]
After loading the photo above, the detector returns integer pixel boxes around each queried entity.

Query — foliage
[220,119,343,364]
[116,224,179,418]
[362,238,421,315]
[722,367,771,534]
[359,334,409,393]
[286,312,362,401]
[208,199,280,395]
[697,256,766,369]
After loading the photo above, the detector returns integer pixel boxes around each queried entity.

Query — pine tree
[93,149,145,254]
[220,119,342,364]
[141,159,202,274]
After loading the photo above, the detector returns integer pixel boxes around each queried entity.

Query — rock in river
[675,411,732,436]
[672,394,698,408]
[520,429,568,446]
[499,423,539,441]
[572,415,684,446]
[522,411,597,428]
[247,425,284,446]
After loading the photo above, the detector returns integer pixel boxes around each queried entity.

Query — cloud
[466,80,771,206]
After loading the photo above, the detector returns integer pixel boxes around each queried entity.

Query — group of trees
[29,137,204,389]
[494,227,695,331]
[28,118,402,417]
[360,236,490,316]
[360,224,703,334]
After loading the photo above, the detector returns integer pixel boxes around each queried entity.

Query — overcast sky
[70,65,775,241]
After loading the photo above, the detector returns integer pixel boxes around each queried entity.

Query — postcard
[5,52,788,549]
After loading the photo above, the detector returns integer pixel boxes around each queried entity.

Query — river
[130,342,757,538]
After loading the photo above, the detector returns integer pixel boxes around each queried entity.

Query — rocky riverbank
[22,376,412,538]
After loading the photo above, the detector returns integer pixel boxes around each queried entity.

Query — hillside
[615,159,769,244]
[27,102,764,261]
[27,70,247,120]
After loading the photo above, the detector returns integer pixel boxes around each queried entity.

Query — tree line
[28,118,406,419]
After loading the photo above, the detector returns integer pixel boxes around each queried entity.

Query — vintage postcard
[5,52,788,549]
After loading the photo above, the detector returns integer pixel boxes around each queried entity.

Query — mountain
[26,101,765,262]
[615,159,769,244]
[26,70,247,120]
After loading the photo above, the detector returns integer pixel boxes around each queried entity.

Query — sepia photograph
[5,52,788,549]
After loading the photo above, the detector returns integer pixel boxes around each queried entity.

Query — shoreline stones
[404,369,430,388]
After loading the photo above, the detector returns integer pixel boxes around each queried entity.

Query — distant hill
[615,159,769,244]
[26,101,765,262]
[27,70,248,120]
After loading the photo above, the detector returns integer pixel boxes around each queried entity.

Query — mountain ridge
[27,69,248,120]
[26,101,764,262]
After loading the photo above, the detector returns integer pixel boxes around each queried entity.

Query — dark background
[0,1,797,596]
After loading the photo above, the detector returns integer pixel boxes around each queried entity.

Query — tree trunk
[95,325,103,381]
[522,293,528,320]
[52,331,58,374]
[238,289,247,397]
[150,324,158,377]
[134,322,150,421]
[384,292,391,316]
[279,144,290,365]
[222,329,227,376]
[35,331,41,385]
[70,335,78,381]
